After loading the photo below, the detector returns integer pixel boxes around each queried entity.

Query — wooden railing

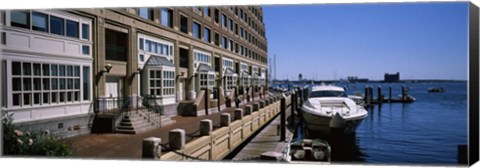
[159,94,292,160]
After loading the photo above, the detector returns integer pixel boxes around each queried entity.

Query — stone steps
[115,110,174,134]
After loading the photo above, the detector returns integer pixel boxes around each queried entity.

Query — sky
[263,2,469,81]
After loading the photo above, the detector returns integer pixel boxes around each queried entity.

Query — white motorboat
[301,85,368,138]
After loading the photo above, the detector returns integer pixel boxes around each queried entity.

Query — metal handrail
[139,95,163,127]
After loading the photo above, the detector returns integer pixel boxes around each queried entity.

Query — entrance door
[105,76,123,110]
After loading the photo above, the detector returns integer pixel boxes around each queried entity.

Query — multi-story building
[384,72,400,83]
[1,6,268,137]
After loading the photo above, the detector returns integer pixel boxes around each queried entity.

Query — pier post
[401,85,405,101]
[389,85,392,102]
[169,129,185,150]
[290,91,296,126]
[200,119,213,136]
[220,113,231,127]
[364,86,369,104]
[369,86,374,104]
[280,96,286,141]
[245,105,253,116]
[378,85,382,105]
[142,137,161,159]
[234,108,244,120]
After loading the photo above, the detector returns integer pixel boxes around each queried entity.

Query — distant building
[299,73,303,81]
[347,76,369,83]
[384,72,400,82]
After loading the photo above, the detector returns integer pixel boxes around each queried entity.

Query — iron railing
[139,95,163,126]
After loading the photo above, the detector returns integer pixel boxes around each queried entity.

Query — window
[50,16,64,36]
[222,14,227,27]
[141,38,174,57]
[228,39,233,51]
[105,29,128,61]
[214,32,220,46]
[149,70,175,97]
[203,27,210,43]
[235,43,239,53]
[180,15,188,34]
[10,10,30,29]
[66,20,79,38]
[179,48,189,68]
[203,7,210,17]
[1,61,5,107]
[193,22,201,39]
[11,61,84,107]
[222,36,227,49]
[82,23,89,40]
[139,54,144,62]
[161,8,173,28]
[32,12,48,32]
[138,8,154,21]
[214,9,219,23]
[228,18,233,31]
[235,23,238,35]
[240,27,244,38]
[83,66,90,100]
[1,11,5,26]
[139,38,144,50]
[82,45,90,55]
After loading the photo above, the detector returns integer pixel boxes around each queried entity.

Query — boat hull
[301,111,365,139]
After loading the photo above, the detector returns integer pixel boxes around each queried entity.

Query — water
[278,82,468,164]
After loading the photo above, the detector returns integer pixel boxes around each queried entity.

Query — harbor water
[280,82,467,164]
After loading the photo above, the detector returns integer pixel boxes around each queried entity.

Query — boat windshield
[310,90,347,98]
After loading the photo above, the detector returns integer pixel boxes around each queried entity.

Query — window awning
[242,70,251,78]
[224,67,237,76]
[145,55,174,67]
[197,63,213,72]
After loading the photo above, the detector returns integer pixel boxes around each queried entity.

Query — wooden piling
[389,85,392,102]
[401,86,405,101]
[280,96,286,141]
[378,85,382,105]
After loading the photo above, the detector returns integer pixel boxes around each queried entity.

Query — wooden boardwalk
[232,106,295,160]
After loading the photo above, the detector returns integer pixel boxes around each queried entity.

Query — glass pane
[82,45,90,55]
[32,12,48,32]
[67,92,72,102]
[139,38,144,50]
[13,94,21,106]
[23,93,30,105]
[145,40,151,52]
[156,71,161,79]
[51,78,58,90]
[51,64,58,76]
[23,62,31,75]
[12,78,21,91]
[67,78,73,89]
[74,66,80,77]
[82,66,90,100]
[43,78,50,90]
[34,78,41,90]
[59,65,65,76]
[12,62,21,75]
[50,16,64,36]
[81,23,89,40]
[42,64,49,76]
[150,70,154,79]
[59,78,65,90]
[74,91,79,101]
[74,79,80,89]
[10,10,30,29]
[67,65,73,76]
[51,92,57,103]
[34,93,40,104]
[66,20,79,38]
[156,80,161,87]
[59,92,65,102]
[161,8,172,27]
[156,89,161,95]
[150,80,155,87]
[152,41,157,53]
[150,89,155,95]
[23,78,31,91]
[159,44,163,55]
[43,93,49,104]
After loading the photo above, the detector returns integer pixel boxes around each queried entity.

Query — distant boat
[428,87,445,93]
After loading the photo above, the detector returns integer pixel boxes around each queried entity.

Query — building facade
[1,6,268,137]
[384,72,400,83]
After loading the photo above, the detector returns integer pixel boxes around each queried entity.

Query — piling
[142,137,162,159]
[200,119,213,136]
[169,129,185,150]
[280,96,286,141]
[369,86,374,104]
[389,85,392,101]
[364,86,369,104]
[290,91,296,126]
[378,86,382,105]
[401,85,406,101]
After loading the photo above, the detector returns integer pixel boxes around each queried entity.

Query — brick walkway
[66,98,268,159]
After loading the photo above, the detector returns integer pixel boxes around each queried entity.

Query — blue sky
[263,2,469,81]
